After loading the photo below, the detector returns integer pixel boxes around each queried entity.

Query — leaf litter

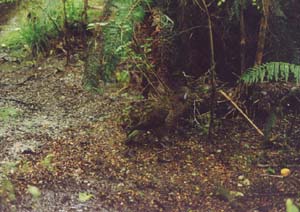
[0,55,300,211]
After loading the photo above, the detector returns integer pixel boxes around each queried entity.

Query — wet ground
[0,51,299,211]
[0,3,300,212]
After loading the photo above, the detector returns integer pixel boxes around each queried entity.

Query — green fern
[102,0,152,81]
[241,62,300,84]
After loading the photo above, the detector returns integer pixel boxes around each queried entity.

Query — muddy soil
[0,54,128,211]
[0,3,18,25]
[0,4,300,211]
[0,52,299,212]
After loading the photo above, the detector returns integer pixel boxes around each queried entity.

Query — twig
[258,163,300,168]
[193,100,201,125]
[115,86,129,96]
[16,75,36,86]
[219,90,264,136]
[0,97,39,109]
[260,174,284,178]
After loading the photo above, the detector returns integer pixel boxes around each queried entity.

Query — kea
[125,86,190,145]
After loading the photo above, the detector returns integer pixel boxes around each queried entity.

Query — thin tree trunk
[254,0,270,66]
[196,0,217,140]
[83,0,88,25]
[82,0,88,55]
[240,2,246,73]
[238,1,247,95]
[62,0,70,65]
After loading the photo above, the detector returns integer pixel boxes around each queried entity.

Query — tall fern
[241,62,300,84]
[102,0,152,81]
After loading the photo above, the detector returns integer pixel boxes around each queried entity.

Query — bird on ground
[125,86,190,145]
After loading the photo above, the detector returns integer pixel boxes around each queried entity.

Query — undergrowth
[241,62,300,84]
[20,0,84,55]
[1,0,101,55]
[102,0,152,81]
[0,0,18,3]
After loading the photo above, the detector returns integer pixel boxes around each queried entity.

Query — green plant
[101,0,152,81]
[78,192,94,202]
[0,0,17,3]
[241,62,300,84]
[27,185,41,199]
[0,162,17,205]
[286,199,299,212]
[20,0,86,55]
[40,153,55,172]
[0,107,22,121]
[21,11,57,55]
[116,70,130,84]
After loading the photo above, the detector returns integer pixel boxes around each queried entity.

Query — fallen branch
[0,97,39,110]
[219,90,264,136]
[260,174,284,178]
[88,5,104,10]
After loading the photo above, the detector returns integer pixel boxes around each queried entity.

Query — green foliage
[194,112,211,135]
[0,0,17,3]
[82,39,103,91]
[0,162,17,205]
[78,192,94,202]
[27,185,41,199]
[266,167,275,175]
[20,0,85,55]
[40,153,55,172]
[114,38,154,85]
[65,0,84,24]
[102,0,152,81]
[0,107,22,121]
[241,62,300,84]
[286,199,299,212]
[0,178,15,203]
[116,70,130,84]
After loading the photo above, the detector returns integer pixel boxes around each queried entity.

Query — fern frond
[102,0,152,81]
[241,62,300,84]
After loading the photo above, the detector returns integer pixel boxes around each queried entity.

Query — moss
[0,107,22,121]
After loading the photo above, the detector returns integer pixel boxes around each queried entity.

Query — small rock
[229,191,244,197]
[238,175,245,180]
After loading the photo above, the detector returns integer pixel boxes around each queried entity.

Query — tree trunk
[196,0,216,140]
[254,0,271,66]
[82,0,111,90]
[240,2,246,73]
[62,0,70,65]
[83,0,88,24]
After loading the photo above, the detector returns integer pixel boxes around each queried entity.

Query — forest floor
[0,49,300,212]
[0,3,300,210]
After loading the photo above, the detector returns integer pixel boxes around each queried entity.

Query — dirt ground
[0,48,300,212]
[1,1,300,211]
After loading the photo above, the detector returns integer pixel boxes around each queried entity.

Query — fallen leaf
[286,199,299,212]
[78,192,94,202]
[27,185,41,199]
